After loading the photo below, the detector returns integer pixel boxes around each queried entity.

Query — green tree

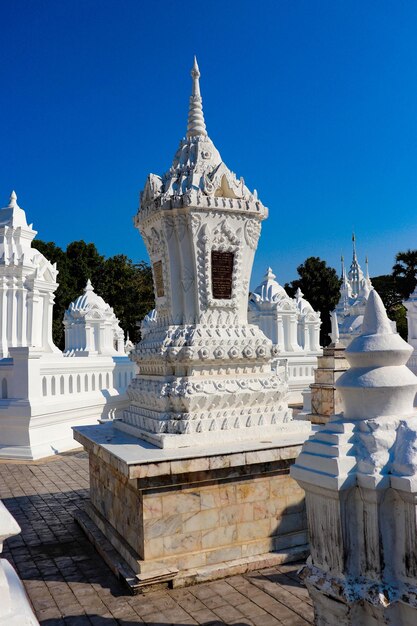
[392,250,417,300]
[99,256,155,343]
[65,240,106,300]
[285,257,341,346]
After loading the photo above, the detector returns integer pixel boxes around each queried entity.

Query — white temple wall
[0,351,136,460]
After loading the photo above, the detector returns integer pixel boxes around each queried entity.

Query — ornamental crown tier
[136,57,265,222]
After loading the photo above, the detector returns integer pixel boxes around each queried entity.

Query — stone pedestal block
[308,344,348,424]
[73,422,309,591]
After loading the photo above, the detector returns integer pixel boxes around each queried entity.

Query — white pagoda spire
[348,232,364,298]
[352,232,357,260]
[186,56,207,138]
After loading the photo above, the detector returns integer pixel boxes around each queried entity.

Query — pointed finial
[361,289,393,336]
[85,279,93,292]
[365,255,370,280]
[295,287,304,300]
[9,190,17,206]
[187,56,207,138]
[264,267,276,281]
[352,232,357,260]
[330,310,340,344]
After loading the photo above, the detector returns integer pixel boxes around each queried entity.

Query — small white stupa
[64,280,125,356]
[0,501,39,625]
[292,290,417,624]
[0,191,59,358]
[249,268,321,403]
[0,191,136,460]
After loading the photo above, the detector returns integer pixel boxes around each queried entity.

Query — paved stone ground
[0,450,314,626]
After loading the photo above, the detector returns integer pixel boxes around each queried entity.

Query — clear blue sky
[1,1,417,289]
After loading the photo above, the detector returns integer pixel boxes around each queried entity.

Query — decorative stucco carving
[119,59,309,448]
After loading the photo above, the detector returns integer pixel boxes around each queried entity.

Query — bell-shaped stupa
[64,280,125,356]
[291,291,417,624]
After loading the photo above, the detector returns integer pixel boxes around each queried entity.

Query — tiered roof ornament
[64,280,125,356]
[140,58,255,209]
[347,233,364,298]
[332,235,378,346]
[249,268,321,403]
[0,191,59,357]
[186,57,207,138]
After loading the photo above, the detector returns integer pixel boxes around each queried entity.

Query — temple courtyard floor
[0,449,313,626]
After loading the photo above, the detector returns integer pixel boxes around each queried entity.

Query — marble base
[73,422,311,591]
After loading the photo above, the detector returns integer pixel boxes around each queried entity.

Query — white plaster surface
[0,192,136,460]
[120,59,310,448]
[291,289,417,624]
[0,501,39,625]
[249,268,321,403]
[333,238,380,347]
[64,280,126,356]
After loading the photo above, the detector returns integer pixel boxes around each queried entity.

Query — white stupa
[116,57,310,448]
[0,192,136,460]
[0,501,39,625]
[0,191,59,358]
[292,291,417,624]
[64,280,125,356]
[249,268,321,403]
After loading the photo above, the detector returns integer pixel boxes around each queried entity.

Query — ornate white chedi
[117,58,309,448]
[333,235,374,346]
[292,290,417,624]
[0,501,39,625]
[64,280,125,356]
[249,268,321,403]
[0,192,59,358]
[0,192,136,460]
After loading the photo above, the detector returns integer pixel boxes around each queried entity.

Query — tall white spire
[9,190,17,206]
[365,255,371,282]
[186,56,207,139]
[352,232,357,260]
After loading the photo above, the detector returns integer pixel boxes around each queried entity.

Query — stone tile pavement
[0,450,314,625]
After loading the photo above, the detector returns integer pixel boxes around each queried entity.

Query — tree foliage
[32,239,154,349]
[285,257,341,346]
[392,249,417,301]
